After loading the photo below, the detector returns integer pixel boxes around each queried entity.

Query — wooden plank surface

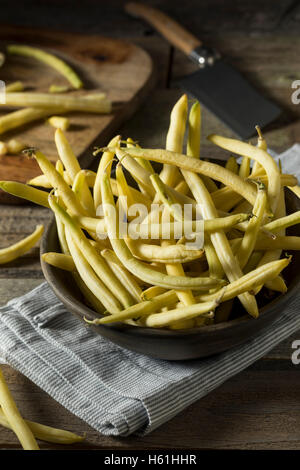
[0,0,300,450]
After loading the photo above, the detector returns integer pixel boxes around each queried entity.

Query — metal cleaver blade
[125,2,282,139]
[179,59,281,139]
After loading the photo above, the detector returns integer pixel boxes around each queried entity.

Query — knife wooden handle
[125,2,202,56]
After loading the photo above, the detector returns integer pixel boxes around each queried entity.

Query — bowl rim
[40,212,300,339]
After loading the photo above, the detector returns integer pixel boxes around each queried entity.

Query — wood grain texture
[0,0,297,36]
[0,25,155,202]
[125,2,201,55]
[0,364,299,450]
[1,0,300,450]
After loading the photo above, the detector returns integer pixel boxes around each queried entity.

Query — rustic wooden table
[1,0,300,450]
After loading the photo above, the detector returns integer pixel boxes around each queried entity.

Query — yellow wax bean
[72,272,105,313]
[55,129,95,216]
[0,141,8,155]
[0,409,84,444]
[6,81,24,92]
[100,170,225,291]
[127,137,154,175]
[106,146,200,210]
[101,249,143,303]
[239,156,250,179]
[31,149,88,216]
[87,290,178,325]
[254,235,300,250]
[115,148,156,198]
[237,182,267,268]
[64,227,121,313]
[93,135,120,210]
[255,186,287,293]
[150,173,183,222]
[72,171,95,216]
[55,211,69,255]
[125,238,204,263]
[160,94,187,187]
[289,185,300,199]
[0,225,43,264]
[211,174,297,208]
[42,252,76,271]
[0,92,108,112]
[264,211,300,233]
[204,238,224,281]
[208,134,281,214]
[109,146,257,206]
[162,97,197,310]
[136,213,249,239]
[49,84,69,93]
[180,103,258,318]
[197,258,290,303]
[126,138,154,199]
[97,257,290,325]
[188,113,218,192]
[7,139,28,154]
[225,156,238,174]
[48,116,70,131]
[144,298,219,328]
[0,107,64,135]
[49,196,135,310]
[251,125,266,175]
[0,368,39,450]
[116,163,136,221]
[7,44,83,89]
[141,286,167,301]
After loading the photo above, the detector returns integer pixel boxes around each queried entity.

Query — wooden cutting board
[0,25,155,203]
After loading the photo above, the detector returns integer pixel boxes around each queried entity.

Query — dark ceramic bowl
[40,188,300,361]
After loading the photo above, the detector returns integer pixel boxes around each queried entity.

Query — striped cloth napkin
[0,145,299,436]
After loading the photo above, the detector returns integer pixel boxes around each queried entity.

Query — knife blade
[125,2,281,139]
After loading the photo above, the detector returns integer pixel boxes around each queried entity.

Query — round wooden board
[0,25,155,203]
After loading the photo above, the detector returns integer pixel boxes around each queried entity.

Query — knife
[125,2,281,139]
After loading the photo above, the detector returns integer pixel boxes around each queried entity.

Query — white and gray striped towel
[0,145,299,437]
